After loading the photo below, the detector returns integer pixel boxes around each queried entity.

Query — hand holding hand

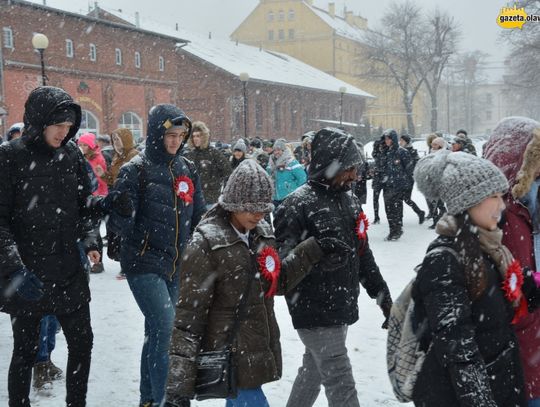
[87,250,101,264]
[378,288,393,329]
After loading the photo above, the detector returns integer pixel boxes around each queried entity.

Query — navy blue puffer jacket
[108,104,206,280]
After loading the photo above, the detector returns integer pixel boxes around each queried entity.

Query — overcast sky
[29,0,514,79]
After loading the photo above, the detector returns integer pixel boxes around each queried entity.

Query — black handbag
[194,253,257,401]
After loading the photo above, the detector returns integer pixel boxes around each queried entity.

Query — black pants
[373,184,383,220]
[8,304,93,407]
[400,187,423,216]
[383,188,403,234]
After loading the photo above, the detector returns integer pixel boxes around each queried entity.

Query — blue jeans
[35,315,58,363]
[529,399,540,407]
[127,272,180,406]
[226,387,269,407]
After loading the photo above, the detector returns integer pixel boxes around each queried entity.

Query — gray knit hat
[233,139,247,153]
[219,159,274,213]
[273,138,288,152]
[414,150,508,215]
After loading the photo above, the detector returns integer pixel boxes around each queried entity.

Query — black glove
[164,398,190,407]
[12,268,44,301]
[317,237,353,255]
[112,190,133,217]
[377,288,393,329]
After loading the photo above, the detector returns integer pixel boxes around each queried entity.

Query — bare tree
[362,1,428,134]
[420,9,460,132]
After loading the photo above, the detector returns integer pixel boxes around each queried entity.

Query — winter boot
[46,360,63,380]
[33,362,52,390]
[373,216,381,224]
[91,262,104,273]
[139,402,153,407]
[418,210,426,225]
[384,229,403,241]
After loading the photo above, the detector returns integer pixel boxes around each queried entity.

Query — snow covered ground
[0,185,435,406]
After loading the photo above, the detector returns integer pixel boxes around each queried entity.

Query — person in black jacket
[0,86,101,407]
[275,127,392,407]
[106,104,206,407]
[399,134,425,224]
[371,135,387,224]
[411,150,531,407]
[382,129,412,240]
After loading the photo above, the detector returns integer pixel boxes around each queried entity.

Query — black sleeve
[358,239,390,300]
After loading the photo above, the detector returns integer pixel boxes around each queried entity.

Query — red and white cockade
[258,246,281,298]
[174,175,194,204]
[502,259,528,324]
[355,212,369,241]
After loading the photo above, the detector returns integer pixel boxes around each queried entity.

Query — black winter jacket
[275,128,390,329]
[107,105,206,280]
[412,236,526,407]
[383,132,412,191]
[0,86,98,315]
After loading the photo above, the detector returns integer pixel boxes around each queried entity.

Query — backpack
[386,246,459,402]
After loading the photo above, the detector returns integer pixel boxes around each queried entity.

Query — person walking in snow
[0,86,101,407]
[183,121,232,209]
[230,139,247,170]
[451,129,477,155]
[267,138,307,208]
[411,150,533,406]
[106,104,206,407]
[274,128,393,407]
[371,134,387,224]
[398,134,425,224]
[484,117,540,406]
[165,159,324,407]
[425,137,448,229]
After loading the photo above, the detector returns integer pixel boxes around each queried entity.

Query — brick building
[0,0,371,142]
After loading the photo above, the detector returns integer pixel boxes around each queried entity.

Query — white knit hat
[414,150,509,215]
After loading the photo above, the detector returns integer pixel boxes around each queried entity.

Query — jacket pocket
[139,232,150,256]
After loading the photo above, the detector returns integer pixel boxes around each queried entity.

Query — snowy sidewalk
[0,187,433,406]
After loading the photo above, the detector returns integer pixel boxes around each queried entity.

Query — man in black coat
[0,86,100,407]
[275,128,392,407]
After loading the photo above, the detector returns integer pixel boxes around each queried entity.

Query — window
[3,27,13,49]
[486,110,492,120]
[78,110,99,137]
[135,51,141,68]
[267,11,274,22]
[278,29,285,40]
[255,102,263,131]
[273,102,281,126]
[89,44,96,62]
[486,93,493,105]
[288,29,295,40]
[115,48,122,65]
[159,56,164,71]
[66,39,73,58]
[268,30,274,41]
[278,10,285,21]
[288,9,295,20]
[118,112,143,142]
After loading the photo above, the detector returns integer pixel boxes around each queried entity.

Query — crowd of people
[0,85,540,407]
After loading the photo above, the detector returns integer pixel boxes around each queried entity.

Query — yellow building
[231,0,428,134]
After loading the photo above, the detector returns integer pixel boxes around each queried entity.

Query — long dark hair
[453,213,488,300]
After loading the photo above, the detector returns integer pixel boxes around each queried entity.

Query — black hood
[22,86,81,150]
[145,104,192,164]
[308,127,362,182]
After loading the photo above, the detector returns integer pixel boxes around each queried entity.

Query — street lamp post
[32,33,49,86]
[339,86,347,126]
[239,72,249,139]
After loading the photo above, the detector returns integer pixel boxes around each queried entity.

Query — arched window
[267,11,274,22]
[78,110,99,136]
[118,111,143,142]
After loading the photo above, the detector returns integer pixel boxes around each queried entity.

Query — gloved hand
[164,398,190,407]
[377,288,393,329]
[12,268,44,301]
[317,237,353,255]
[112,190,133,217]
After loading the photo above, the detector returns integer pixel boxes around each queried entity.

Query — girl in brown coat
[166,159,324,407]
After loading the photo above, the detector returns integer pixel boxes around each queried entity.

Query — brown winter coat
[167,205,323,399]
[103,128,138,186]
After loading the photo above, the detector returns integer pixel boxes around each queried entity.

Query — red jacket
[78,133,109,196]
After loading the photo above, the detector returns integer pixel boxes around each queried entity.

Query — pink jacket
[78,133,109,196]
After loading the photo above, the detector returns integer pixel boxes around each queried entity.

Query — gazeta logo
[497,4,540,29]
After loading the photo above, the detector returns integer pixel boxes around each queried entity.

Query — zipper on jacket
[169,161,180,280]
[139,232,150,256]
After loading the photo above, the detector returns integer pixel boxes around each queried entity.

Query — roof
[306,3,367,44]
[99,6,373,98]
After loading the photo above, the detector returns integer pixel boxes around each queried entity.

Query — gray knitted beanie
[219,159,274,213]
[233,139,247,153]
[414,150,509,215]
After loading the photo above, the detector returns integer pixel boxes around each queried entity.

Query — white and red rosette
[355,212,369,241]
[502,259,528,324]
[258,246,281,298]
[174,175,194,204]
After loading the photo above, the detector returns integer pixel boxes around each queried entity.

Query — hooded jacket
[383,131,413,191]
[184,127,232,204]
[275,128,390,329]
[78,132,108,196]
[484,116,540,400]
[103,128,139,187]
[267,148,307,201]
[166,205,323,401]
[107,104,206,280]
[0,86,98,315]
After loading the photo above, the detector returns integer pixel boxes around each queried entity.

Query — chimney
[354,15,368,29]
[135,12,140,28]
[209,32,212,39]
[328,2,335,18]
[345,10,354,25]
[175,23,179,31]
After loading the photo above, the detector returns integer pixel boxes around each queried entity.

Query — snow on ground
[0,184,435,406]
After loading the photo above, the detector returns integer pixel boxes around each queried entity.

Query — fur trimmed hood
[187,121,210,150]
[484,117,540,199]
